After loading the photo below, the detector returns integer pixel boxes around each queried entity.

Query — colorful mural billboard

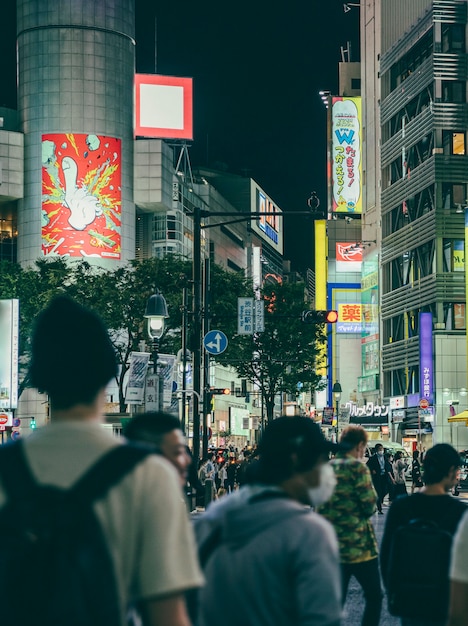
[42,133,121,259]
[331,97,362,214]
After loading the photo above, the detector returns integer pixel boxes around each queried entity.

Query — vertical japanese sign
[42,133,121,259]
[419,312,433,405]
[238,297,254,334]
[332,97,362,214]
[0,300,19,409]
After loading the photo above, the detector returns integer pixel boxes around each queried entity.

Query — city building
[0,0,287,442]
[360,0,468,450]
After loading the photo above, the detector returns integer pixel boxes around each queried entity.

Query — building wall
[17,0,136,266]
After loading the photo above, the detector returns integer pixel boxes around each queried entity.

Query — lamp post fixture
[332,381,342,441]
[144,290,169,411]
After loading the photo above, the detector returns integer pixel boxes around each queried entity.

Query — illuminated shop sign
[346,402,389,425]
[41,133,121,259]
[336,303,362,333]
[419,312,433,405]
[331,97,362,214]
[134,74,193,140]
[249,181,283,254]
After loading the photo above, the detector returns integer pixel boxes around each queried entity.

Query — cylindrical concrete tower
[17,0,136,266]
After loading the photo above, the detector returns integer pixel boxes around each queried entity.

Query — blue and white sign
[203,330,228,355]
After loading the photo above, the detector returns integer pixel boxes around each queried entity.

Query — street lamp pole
[144,290,169,411]
[332,381,342,441]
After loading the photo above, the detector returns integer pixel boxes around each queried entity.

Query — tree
[218,281,327,423]
[0,256,250,412]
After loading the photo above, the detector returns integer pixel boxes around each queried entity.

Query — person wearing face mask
[192,416,342,626]
[318,425,382,626]
[367,443,391,514]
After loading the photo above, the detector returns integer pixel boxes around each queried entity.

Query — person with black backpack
[0,296,203,626]
[380,443,467,626]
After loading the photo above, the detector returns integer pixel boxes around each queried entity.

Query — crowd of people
[1,296,468,626]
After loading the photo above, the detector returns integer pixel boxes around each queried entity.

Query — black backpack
[0,439,152,626]
[386,517,453,620]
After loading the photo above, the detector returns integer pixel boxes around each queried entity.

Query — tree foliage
[0,257,249,411]
[217,281,327,422]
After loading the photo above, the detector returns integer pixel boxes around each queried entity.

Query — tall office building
[361,0,468,448]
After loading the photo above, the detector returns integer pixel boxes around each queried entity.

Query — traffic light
[30,418,37,430]
[211,388,231,395]
[301,310,338,324]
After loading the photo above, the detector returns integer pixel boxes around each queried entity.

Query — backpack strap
[69,443,154,507]
[0,440,154,509]
[0,439,37,501]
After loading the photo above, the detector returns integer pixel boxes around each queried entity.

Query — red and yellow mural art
[42,133,121,259]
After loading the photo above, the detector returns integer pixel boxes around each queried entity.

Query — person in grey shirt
[194,416,342,626]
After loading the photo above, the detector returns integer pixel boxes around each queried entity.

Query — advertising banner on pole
[125,352,151,404]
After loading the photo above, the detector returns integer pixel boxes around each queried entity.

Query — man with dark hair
[1,296,202,626]
[380,443,467,626]
[194,415,342,626]
[124,412,191,487]
[319,425,382,626]
[367,443,391,513]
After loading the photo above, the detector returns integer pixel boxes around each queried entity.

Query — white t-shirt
[0,420,203,624]
[450,510,468,583]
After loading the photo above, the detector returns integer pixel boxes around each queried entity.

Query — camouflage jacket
[318,453,378,563]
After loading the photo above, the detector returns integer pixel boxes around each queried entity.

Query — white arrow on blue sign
[203,329,228,355]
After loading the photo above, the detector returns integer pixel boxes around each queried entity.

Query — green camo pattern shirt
[318,453,378,563]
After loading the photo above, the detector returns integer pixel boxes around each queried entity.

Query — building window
[442,81,466,103]
[442,183,467,209]
[443,131,466,155]
[442,24,465,53]
[351,78,361,90]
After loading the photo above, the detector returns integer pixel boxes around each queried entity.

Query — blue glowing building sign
[419,312,433,405]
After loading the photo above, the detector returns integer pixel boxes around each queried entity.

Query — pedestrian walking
[319,425,382,626]
[386,452,396,503]
[124,412,192,487]
[367,443,390,513]
[392,451,409,497]
[194,416,342,626]
[411,450,424,493]
[447,510,468,626]
[0,296,203,626]
[380,443,467,626]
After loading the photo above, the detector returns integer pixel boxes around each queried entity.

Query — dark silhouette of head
[29,296,117,410]
[255,415,337,485]
[423,443,462,485]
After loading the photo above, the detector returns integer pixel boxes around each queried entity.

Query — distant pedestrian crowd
[1,296,468,626]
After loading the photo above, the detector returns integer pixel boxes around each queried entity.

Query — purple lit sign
[419,312,433,405]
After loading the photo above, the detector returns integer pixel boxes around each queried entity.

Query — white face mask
[308,463,337,507]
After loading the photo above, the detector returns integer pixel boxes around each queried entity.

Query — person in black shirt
[380,444,467,626]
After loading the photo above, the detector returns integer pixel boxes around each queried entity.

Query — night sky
[1,0,360,272]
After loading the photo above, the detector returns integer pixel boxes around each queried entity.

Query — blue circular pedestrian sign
[203,330,228,355]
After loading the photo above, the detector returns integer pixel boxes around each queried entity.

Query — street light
[144,290,169,411]
[332,381,342,441]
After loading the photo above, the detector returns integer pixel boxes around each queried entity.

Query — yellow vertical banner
[315,220,328,375]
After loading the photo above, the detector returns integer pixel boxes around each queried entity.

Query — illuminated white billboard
[331,97,362,214]
[134,74,193,140]
[249,180,283,254]
[0,300,19,409]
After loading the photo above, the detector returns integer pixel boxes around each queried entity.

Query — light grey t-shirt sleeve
[450,510,468,583]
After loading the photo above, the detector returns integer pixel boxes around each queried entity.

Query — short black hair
[423,443,462,485]
[124,412,182,448]
[29,296,117,410]
[255,415,335,485]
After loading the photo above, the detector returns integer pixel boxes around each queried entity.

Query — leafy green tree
[217,281,327,423]
[0,256,250,412]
